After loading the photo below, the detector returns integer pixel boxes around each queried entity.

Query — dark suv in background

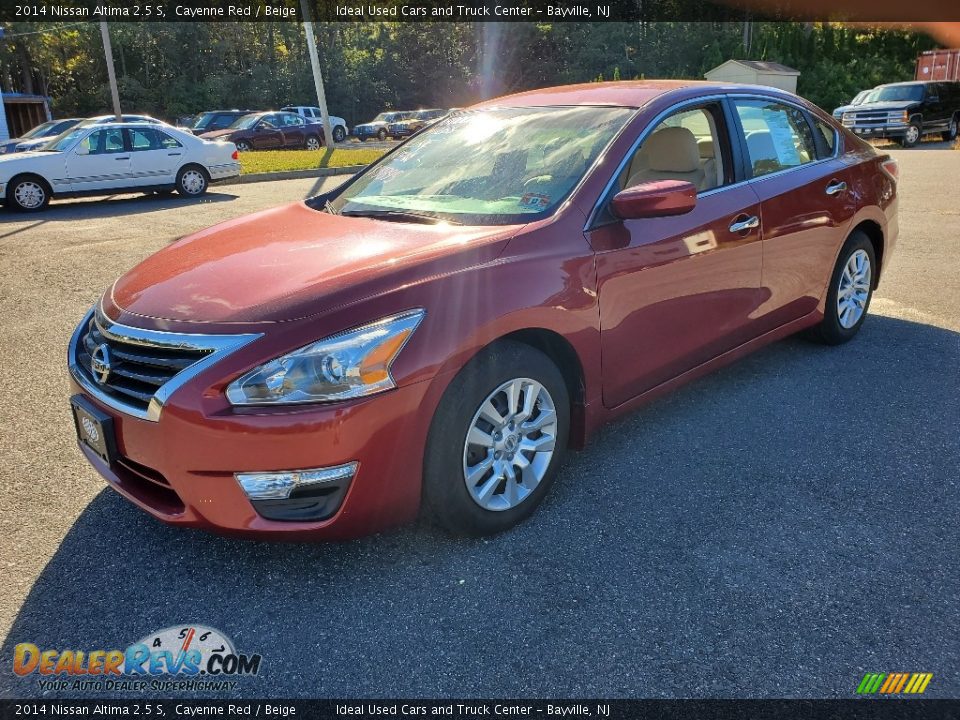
[183,110,256,135]
[840,81,960,146]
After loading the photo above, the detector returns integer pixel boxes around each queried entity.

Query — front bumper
[843,122,910,139]
[70,374,435,540]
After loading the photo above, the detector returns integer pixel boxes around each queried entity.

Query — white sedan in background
[0,122,240,212]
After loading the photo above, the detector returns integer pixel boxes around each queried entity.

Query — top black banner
[3,0,960,22]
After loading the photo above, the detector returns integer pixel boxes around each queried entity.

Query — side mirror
[926,96,939,104]
[611,180,697,220]
[74,145,89,156]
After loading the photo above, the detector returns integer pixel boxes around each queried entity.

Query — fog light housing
[236,462,357,522]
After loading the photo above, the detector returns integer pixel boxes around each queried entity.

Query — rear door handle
[826,180,847,195]
[114,156,130,160]
[729,215,760,234]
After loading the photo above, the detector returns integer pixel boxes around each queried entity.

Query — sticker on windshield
[519,192,551,210]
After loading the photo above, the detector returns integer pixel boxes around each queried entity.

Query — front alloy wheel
[463,378,558,512]
[10,177,49,212]
[423,341,570,536]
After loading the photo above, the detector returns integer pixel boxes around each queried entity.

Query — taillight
[881,157,899,182]
[231,149,239,160]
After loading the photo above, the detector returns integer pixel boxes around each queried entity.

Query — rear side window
[734,100,817,178]
[813,119,837,157]
[128,128,161,151]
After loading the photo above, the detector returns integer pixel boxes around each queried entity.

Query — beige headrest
[645,127,701,173]
[698,139,715,159]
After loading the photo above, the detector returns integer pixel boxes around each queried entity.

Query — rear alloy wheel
[176,166,209,197]
[305,135,321,151]
[423,341,569,536]
[235,140,251,152]
[806,231,876,345]
[333,125,347,143]
[9,176,49,212]
[901,121,921,147]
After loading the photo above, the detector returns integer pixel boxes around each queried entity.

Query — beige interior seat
[626,127,705,190]
[697,139,720,191]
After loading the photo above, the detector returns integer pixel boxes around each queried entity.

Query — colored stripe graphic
[856,672,932,694]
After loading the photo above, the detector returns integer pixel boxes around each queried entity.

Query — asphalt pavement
[0,147,957,699]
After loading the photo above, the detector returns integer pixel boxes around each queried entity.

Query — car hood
[109,202,519,325]
[0,150,52,169]
[198,129,238,140]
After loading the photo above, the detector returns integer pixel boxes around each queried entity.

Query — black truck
[839,81,960,147]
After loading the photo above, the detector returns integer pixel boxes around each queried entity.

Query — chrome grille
[69,307,262,421]
[76,315,210,411]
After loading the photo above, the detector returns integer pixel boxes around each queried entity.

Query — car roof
[876,81,926,88]
[469,80,782,109]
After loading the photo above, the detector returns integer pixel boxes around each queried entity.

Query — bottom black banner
[3,700,960,720]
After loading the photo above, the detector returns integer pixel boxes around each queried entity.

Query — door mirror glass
[611,180,697,220]
[74,144,89,156]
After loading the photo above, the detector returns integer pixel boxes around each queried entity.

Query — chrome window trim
[584,92,842,231]
[68,303,262,422]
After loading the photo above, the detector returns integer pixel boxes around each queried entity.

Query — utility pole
[0,27,9,141]
[300,0,334,148]
[100,22,122,121]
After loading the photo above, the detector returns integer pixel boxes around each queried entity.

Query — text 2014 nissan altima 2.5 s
[68,81,898,539]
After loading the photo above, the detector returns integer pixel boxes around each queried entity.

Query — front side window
[621,104,731,194]
[734,100,816,178]
[80,129,126,155]
[329,105,633,225]
[157,131,182,149]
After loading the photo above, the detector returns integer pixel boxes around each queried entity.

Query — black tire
[899,120,922,147]
[235,140,251,152]
[7,174,51,212]
[945,114,959,142]
[806,231,876,345]
[175,165,209,197]
[304,134,321,151]
[332,125,346,143]
[377,128,387,142]
[422,340,570,537]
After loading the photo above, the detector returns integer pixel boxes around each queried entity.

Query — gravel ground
[0,147,957,699]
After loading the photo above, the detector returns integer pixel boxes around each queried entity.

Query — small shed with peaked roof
[704,60,801,93]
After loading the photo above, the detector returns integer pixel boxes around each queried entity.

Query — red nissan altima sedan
[68,81,899,539]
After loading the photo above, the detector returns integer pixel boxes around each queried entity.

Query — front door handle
[167,152,182,156]
[729,215,760,234]
[826,180,847,195]
[114,156,130,161]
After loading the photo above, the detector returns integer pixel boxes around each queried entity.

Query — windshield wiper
[341,209,461,225]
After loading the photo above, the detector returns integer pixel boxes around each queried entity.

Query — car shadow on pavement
[32,191,239,221]
[2,314,958,698]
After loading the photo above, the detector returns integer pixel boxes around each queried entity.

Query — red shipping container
[916,49,960,82]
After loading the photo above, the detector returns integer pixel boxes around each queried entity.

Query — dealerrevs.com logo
[12,625,262,692]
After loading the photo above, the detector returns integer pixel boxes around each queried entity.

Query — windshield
[866,85,925,103]
[329,106,633,225]
[21,121,55,139]
[229,114,261,130]
[40,127,89,152]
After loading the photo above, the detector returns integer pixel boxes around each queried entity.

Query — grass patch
[239,148,385,175]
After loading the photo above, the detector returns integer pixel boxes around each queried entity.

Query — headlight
[225,309,424,406]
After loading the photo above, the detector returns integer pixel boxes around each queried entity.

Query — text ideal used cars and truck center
[66,81,898,540]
